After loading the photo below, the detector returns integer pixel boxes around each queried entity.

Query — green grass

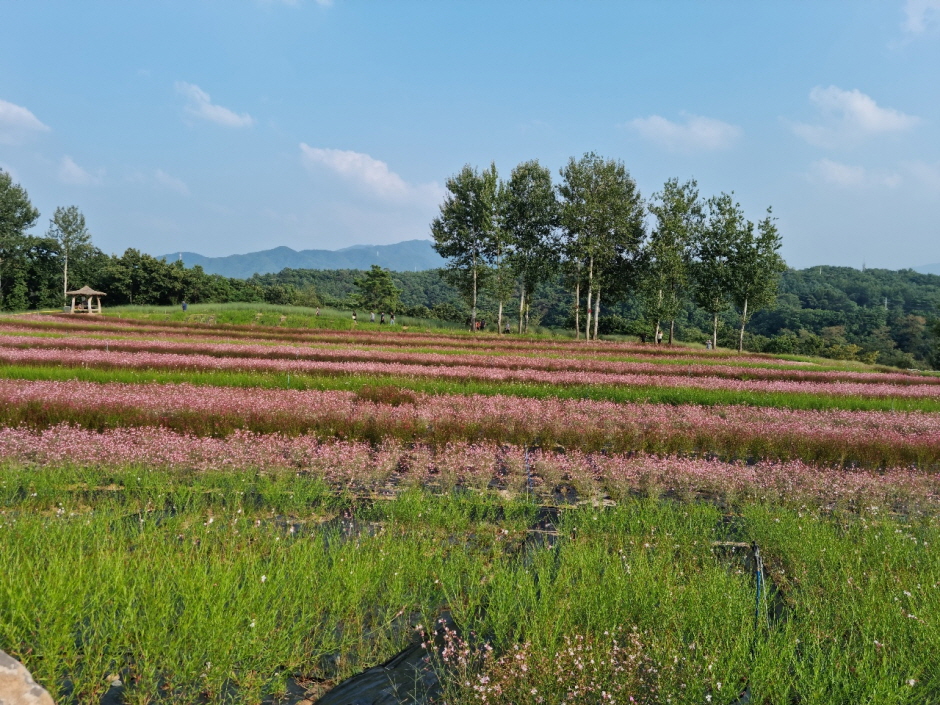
[2,466,938,703]
[106,303,475,335]
[2,362,939,413]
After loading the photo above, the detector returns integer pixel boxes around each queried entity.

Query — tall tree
[46,205,92,303]
[502,160,559,333]
[488,180,515,333]
[431,163,499,331]
[353,264,403,313]
[558,153,645,340]
[644,178,702,344]
[693,193,748,350]
[0,170,40,309]
[730,207,785,352]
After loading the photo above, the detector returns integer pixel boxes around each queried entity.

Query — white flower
[261,575,267,583]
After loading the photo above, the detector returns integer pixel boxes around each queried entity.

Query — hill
[158,240,445,278]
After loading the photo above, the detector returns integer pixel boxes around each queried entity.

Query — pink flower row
[2,343,938,399]
[1,333,931,387]
[4,315,780,362]
[0,379,937,464]
[2,424,936,507]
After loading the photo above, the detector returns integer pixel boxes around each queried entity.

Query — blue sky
[1,1,938,269]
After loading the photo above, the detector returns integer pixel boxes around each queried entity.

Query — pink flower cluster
[0,379,937,466]
[1,425,936,507]
[1,333,932,387]
[1,344,937,399]
[1,315,782,362]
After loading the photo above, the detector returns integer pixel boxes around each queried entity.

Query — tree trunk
[585,256,594,342]
[497,300,503,334]
[63,254,68,304]
[574,282,580,340]
[593,287,600,340]
[669,319,675,346]
[712,312,718,350]
[471,256,478,332]
[518,286,525,334]
[738,297,748,353]
[525,302,530,333]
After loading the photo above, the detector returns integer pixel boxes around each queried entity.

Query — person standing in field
[352,311,357,322]
[656,330,663,345]
[380,313,386,324]
[390,314,396,325]
[370,311,375,322]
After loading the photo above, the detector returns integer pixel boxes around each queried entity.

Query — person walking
[315,307,320,316]
[380,313,386,324]
[656,329,663,345]
[370,311,375,323]
[352,311,357,322]
[390,313,396,325]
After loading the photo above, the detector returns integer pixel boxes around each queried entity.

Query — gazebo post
[70,296,76,313]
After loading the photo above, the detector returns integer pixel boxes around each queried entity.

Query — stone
[0,651,55,705]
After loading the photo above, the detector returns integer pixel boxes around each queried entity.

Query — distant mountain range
[158,240,446,279]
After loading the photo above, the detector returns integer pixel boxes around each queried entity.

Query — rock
[0,651,55,705]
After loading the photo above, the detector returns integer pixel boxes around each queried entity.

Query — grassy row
[2,468,937,703]
[2,363,939,413]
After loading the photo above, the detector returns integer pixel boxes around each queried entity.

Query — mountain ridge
[158,239,445,278]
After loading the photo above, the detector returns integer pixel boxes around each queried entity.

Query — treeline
[430,154,785,350]
[252,266,940,369]
[0,170,271,308]
[4,168,939,368]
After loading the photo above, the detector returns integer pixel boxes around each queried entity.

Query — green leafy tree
[0,170,40,309]
[729,208,786,352]
[502,160,559,333]
[46,205,92,303]
[353,264,403,313]
[558,153,645,340]
[431,163,499,330]
[643,178,702,344]
[693,193,747,350]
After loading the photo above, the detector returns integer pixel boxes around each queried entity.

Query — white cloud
[903,0,940,33]
[791,86,919,148]
[903,161,940,192]
[154,169,190,196]
[0,98,50,144]
[809,159,901,188]
[299,144,443,205]
[58,156,101,186]
[175,82,254,128]
[627,113,741,152]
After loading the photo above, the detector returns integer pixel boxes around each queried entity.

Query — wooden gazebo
[66,286,106,314]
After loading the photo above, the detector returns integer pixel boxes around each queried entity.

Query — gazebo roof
[66,286,107,297]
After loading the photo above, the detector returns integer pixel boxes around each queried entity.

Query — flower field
[1,310,938,704]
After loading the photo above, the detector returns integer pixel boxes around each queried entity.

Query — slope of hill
[159,240,445,278]
[914,263,940,276]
